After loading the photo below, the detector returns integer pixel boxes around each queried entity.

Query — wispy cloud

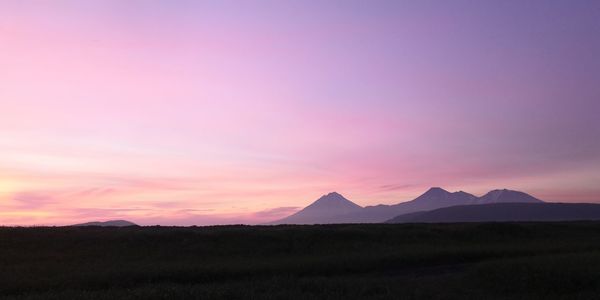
[11,192,57,209]
[378,184,417,192]
[252,207,301,219]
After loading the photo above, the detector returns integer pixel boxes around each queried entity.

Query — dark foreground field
[1,223,600,299]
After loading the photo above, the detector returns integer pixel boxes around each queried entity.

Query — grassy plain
[1,222,599,299]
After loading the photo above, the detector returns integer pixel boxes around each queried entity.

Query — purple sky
[1,0,599,225]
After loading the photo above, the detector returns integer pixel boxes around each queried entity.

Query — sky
[1,0,599,226]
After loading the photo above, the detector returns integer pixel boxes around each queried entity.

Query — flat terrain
[1,223,600,299]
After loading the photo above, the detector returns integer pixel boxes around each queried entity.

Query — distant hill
[269,192,362,224]
[386,203,600,223]
[272,188,544,224]
[72,220,137,227]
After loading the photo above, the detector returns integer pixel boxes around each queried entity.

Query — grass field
[1,222,600,299]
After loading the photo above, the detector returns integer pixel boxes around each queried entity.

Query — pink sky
[1,1,599,225]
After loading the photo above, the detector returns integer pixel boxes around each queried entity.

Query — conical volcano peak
[324,192,343,198]
[310,192,361,209]
[422,187,450,196]
[420,187,478,198]
[411,187,476,205]
[270,192,362,224]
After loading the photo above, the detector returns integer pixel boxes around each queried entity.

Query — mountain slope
[474,189,542,204]
[72,220,138,227]
[332,187,478,223]
[386,203,600,223]
[270,192,362,224]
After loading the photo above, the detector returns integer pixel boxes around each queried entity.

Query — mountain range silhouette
[271,187,547,224]
[71,188,600,226]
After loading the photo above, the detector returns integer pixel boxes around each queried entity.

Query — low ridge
[72,220,138,227]
[386,202,600,223]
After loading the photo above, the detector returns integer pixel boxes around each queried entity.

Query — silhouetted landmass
[334,187,480,223]
[71,220,137,227]
[472,189,542,204]
[273,188,543,224]
[387,203,600,223]
[1,223,600,299]
[269,192,362,224]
